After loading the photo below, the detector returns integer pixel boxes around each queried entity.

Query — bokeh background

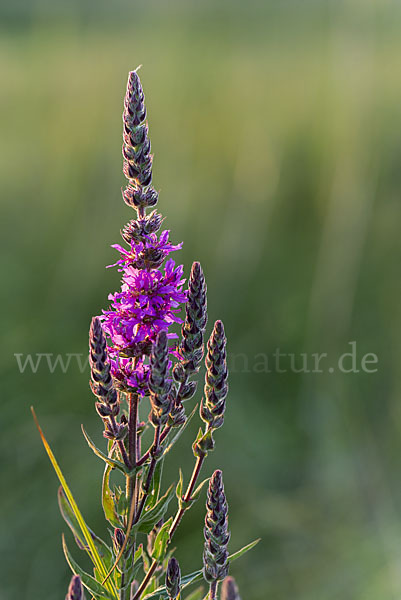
[2,0,401,598]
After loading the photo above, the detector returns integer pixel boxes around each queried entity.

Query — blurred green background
[2,0,401,598]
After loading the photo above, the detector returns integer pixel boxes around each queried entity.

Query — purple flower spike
[97,70,187,394]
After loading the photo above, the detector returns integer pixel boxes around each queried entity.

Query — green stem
[169,454,205,538]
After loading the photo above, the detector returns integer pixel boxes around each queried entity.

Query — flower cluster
[99,70,187,395]
[101,257,186,393]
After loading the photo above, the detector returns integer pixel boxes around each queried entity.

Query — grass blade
[31,406,118,599]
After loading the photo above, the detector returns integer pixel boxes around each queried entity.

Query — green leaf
[134,544,144,564]
[58,486,87,550]
[138,541,150,572]
[58,487,113,569]
[62,534,115,600]
[187,476,209,508]
[151,518,173,561]
[175,468,183,500]
[115,488,128,518]
[112,542,144,597]
[144,457,164,511]
[192,477,210,500]
[102,464,121,528]
[163,405,198,456]
[81,425,128,474]
[136,485,175,534]
[177,475,209,511]
[142,538,260,600]
[184,587,205,600]
[228,538,261,561]
[31,408,117,599]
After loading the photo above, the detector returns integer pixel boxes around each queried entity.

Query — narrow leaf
[81,425,128,474]
[58,486,86,550]
[62,534,114,600]
[144,457,164,511]
[31,407,118,599]
[58,487,113,569]
[184,587,205,600]
[175,469,183,501]
[228,538,261,561]
[191,477,210,502]
[151,518,172,561]
[136,485,175,534]
[102,464,121,528]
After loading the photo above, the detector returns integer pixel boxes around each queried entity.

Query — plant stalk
[110,413,131,469]
[126,393,138,509]
[209,581,217,600]
[134,425,160,524]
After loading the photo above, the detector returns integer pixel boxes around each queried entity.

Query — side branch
[133,452,206,599]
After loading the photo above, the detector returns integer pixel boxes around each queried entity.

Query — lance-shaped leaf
[151,517,173,561]
[175,469,184,501]
[141,539,260,600]
[143,457,164,512]
[58,487,113,568]
[81,425,130,474]
[62,534,115,600]
[227,538,260,561]
[184,587,205,600]
[123,544,144,585]
[31,408,118,599]
[136,485,175,534]
[102,465,121,528]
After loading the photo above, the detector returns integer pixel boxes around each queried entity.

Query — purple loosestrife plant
[35,69,258,600]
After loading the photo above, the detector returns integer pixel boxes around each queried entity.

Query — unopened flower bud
[166,557,181,599]
[121,211,163,244]
[113,528,125,553]
[179,380,197,401]
[172,362,186,383]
